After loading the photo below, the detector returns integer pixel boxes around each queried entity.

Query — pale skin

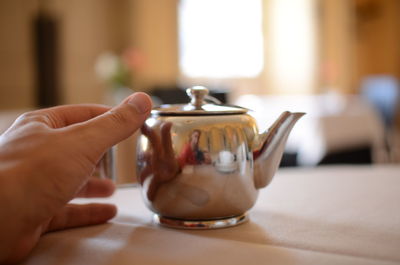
[0,92,152,264]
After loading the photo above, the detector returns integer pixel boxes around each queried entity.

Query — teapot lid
[151,86,248,116]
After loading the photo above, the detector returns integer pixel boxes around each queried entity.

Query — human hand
[0,92,152,263]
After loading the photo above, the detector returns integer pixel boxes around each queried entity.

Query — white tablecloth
[21,165,400,265]
[235,94,387,165]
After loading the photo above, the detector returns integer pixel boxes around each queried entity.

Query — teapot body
[135,86,304,229]
[136,114,260,223]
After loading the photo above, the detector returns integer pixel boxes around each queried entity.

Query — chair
[361,75,399,128]
[361,75,400,162]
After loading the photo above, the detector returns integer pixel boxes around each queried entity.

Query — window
[178,0,264,78]
[269,0,317,92]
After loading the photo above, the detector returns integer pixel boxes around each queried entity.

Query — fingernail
[127,93,151,114]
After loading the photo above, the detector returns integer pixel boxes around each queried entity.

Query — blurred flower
[95,48,146,91]
[122,48,146,72]
[95,52,119,81]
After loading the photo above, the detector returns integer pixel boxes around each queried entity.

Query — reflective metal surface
[253,111,305,189]
[151,86,247,115]
[136,86,304,229]
[94,148,115,180]
[154,213,248,229]
[137,114,259,220]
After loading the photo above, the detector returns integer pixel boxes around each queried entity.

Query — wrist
[0,168,41,264]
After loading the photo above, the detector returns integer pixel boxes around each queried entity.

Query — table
[235,94,387,165]
[21,165,400,265]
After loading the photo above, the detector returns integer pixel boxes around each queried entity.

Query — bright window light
[269,0,316,92]
[179,0,264,78]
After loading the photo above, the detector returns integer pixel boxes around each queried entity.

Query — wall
[52,0,123,104]
[318,0,355,93]
[0,0,36,109]
[353,0,400,85]
[318,0,400,94]
[0,0,179,109]
[127,0,179,91]
[1,0,399,110]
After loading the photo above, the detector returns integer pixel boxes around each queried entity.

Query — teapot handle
[204,95,222,105]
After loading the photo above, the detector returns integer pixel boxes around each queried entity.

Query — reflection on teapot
[215,150,237,173]
[137,122,180,202]
[178,129,211,167]
[136,86,304,229]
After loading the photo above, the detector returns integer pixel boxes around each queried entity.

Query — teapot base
[153,213,248,230]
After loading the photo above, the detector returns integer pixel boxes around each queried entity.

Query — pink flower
[122,48,147,73]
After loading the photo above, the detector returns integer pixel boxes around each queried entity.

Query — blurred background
[0,0,399,170]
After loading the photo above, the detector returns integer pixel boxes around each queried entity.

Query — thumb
[71,92,152,154]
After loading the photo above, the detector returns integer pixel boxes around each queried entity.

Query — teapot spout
[253,111,305,189]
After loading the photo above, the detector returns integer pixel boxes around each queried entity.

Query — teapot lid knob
[186,86,209,109]
[151,85,247,115]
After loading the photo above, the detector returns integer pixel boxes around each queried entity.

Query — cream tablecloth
[21,165,400,265]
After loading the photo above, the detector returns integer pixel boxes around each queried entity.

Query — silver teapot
[137,86,304,229]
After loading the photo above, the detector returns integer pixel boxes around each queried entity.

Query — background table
[21,165,400,265]
[235,94,388,165]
